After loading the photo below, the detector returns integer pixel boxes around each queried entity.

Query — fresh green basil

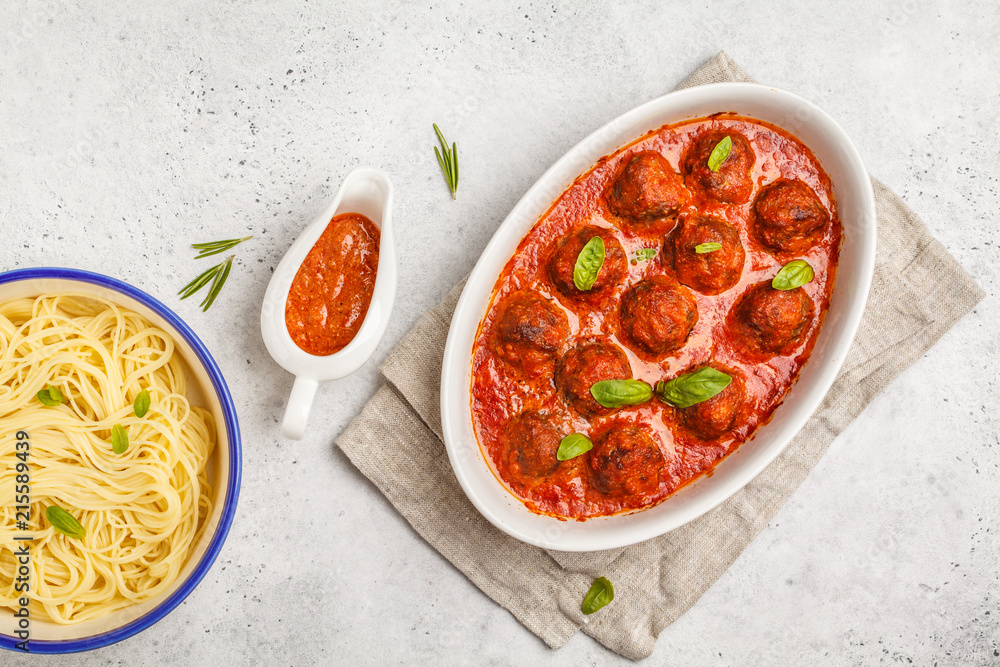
[557,433,593,461]
[634,247,657,262]
[36,384,64,407]
[695,242,722,254]
[133,389,151,418]
[707,136,732,172]
[655,367,732,409]
[771,259,815,291]
[111,424,129,455]
[46,505,86,540]
[573,236,605,291]
[590,379,653,408]
[582,577,615,615]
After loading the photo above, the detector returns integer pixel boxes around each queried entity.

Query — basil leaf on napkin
[582,577,615,614]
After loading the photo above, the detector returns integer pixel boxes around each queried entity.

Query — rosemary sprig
[191,236,253,259]
[433,123,459,199]
[180,235,252,312]
[178,255,235,311]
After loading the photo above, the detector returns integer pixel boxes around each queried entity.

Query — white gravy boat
[260,167,396,439]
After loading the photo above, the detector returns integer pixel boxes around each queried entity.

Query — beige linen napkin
[337,52,986,660]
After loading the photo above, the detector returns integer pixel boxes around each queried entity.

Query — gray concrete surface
[1,0,997,664]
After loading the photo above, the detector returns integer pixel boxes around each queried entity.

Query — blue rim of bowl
[0,267,242,654]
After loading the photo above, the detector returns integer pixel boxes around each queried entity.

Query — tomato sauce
[470,114,842,520]
[285,212,380,356]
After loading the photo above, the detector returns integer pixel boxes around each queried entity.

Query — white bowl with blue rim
[0,267,241,653]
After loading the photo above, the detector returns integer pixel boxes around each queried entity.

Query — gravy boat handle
[281,376,319,440]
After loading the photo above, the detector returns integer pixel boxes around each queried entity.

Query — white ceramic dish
[440,83,876,552]
[260,167,396,440]
[0,268,241,653]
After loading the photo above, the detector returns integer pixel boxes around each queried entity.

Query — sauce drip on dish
[470,114,842,520]
[285,212,380,356]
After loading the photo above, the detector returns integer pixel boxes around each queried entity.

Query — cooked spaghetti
[0,294,215,624]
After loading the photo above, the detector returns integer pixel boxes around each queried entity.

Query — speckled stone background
[1,1,997,664]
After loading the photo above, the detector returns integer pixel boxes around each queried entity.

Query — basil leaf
[46,505,86,540]
[557,433,593,461]
[573,236,605,291]
[634,247,656,262]
[133,389,151,418]
[582,577,614,615]
[695,242,722,254]
[111,424,129,455]
[36,384,64,407]
[707,136,732,172]
[771,259,815,291]
[655,367,732,409]
[590,379,653,408]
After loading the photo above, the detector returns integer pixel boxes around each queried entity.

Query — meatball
[730,282,815,356]
[671,214,745,295]
[607,151,690,226]
[682,131,755,204]
[555,340,631,416]
[589,423,664,496]
[494,291,569,375]
[546,226,627,306]
[619,276,698,357]
[752,179,829,254]
[504,411,563,481]
[676,363,747,440]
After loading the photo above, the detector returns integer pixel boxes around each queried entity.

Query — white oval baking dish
[441,83,876,551]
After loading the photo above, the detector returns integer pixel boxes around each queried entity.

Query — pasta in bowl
[0,268,241,653]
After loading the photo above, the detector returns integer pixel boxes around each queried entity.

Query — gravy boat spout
[260,167,396,439]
